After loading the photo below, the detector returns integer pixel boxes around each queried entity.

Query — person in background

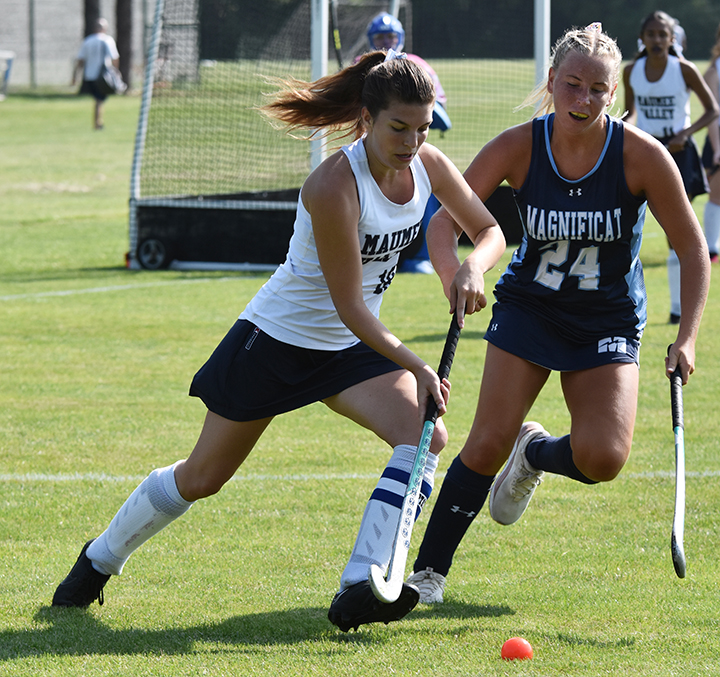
[405,23,709,605]
[72,18,120,130]
[637,17,686,57]
[624,10,718,323]
[672,20,687,57]
[366,12,452,274]
[701,23,720,263]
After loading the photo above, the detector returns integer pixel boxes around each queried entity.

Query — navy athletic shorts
[657,134,708,198]
[484,300,641,372]
[701,133,718,172]
[79,79,108,102]
[189,320,404,421]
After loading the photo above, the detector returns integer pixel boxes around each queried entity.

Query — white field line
[0,472,383,483]
[0,277,238,301]
[1,470,719,484]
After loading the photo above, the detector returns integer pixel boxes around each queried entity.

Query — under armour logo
[598,337,627,353]
[569,188,582,196]
[451,505,477,518]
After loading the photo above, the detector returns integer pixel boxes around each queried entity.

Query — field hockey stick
[670,360,687,578]
[329,0,343,70]
[369,312,462,603]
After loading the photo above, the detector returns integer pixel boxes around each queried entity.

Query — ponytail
[261,50,434,140]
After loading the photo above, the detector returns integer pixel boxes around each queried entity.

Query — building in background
[0,0,153,88]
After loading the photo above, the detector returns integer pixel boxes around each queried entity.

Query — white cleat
[488,421,547,525]
[406,567,446,604]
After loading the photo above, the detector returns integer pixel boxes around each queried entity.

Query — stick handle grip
[668,346,684,430]
[671,366,684,430]
[424,313,462,425]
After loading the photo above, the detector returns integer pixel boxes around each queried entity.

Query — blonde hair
[519,24,623,118]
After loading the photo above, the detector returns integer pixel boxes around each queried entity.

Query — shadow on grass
[553,632,636,649]
[0,267,268,287]
[0,601,514,660]
[6,91,86,100]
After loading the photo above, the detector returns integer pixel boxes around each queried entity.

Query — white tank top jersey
[629,55,690,138]
[240,136,433,350]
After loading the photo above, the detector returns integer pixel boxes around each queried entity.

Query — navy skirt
[190,320,404,421]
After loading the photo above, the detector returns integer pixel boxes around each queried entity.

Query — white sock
[86,462,194,575]
[339,445,439,590]
[704,201,720,256]
[667,249,681,317]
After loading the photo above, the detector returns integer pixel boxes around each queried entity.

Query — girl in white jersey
[623,11,718,324]
[51,50,504,632]
[701,24,720,262]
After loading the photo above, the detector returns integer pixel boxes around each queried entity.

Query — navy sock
[525,434,598,485]
[413,455,494,577]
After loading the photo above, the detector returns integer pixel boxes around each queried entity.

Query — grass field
[2,83,720,677]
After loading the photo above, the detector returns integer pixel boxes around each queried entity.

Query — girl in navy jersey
[623,11,718,323]
[51,51,505,630]
[406,24,709,605]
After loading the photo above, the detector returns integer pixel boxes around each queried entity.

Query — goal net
[128,0,535,269]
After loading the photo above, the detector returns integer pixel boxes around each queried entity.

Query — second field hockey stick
[329,0,343,70]
[670,361,687,578]
[369,313,462,603]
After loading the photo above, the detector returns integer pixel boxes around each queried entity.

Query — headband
[384,48,407,62]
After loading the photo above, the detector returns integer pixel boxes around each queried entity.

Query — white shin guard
[704,201,720,256]
[86,462,194,575]
[339,445,439,590]
[667,248,681,317]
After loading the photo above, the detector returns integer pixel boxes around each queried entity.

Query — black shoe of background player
[52,539,111,607]
[669,313,681,325]
[327,580,419,632]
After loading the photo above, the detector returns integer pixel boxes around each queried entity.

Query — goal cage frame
[127,0,550,271]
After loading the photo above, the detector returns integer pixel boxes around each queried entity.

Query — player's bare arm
[622,62,637,125]
[659,61,720,153]
[419,144,506,323]
[624,127,710,380]
[703,62,720,161]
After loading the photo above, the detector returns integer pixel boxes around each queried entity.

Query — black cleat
[52,539,111,608]
[328,580,419,632]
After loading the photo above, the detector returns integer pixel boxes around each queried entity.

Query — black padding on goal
[460,184,524,247]
[136,185,524,269]
[136,189,299,268]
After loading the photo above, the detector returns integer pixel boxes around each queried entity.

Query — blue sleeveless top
[494,114,648,342]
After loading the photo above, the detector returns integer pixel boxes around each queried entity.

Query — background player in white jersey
[405,23,709,605]
[701,24,720,263]
[51,50,505,632]
[72,18,121,130]
[623,10,718,324]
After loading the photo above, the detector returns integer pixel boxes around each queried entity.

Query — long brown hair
[261,51,435,140]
